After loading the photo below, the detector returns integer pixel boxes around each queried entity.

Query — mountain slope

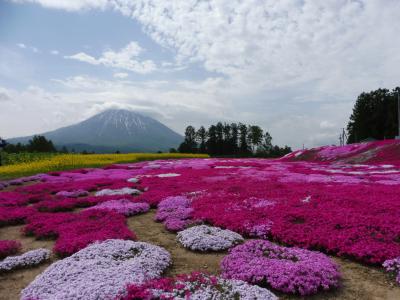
[8,109,183,152]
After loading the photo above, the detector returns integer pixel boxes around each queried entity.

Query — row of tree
[347,87,400,143]
[2,136,59,153]
[177,122,291,157]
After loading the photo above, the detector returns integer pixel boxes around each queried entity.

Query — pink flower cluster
[24,210,136,256]
[383,257,400,284]
[0,240,21,259]
[221,240,341,295]
[118,272,278,300]
[155,196,194,231]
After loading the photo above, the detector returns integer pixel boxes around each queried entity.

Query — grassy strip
[0,153,209,180]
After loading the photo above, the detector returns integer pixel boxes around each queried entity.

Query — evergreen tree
[247,125,263,153]
[230,123,239,154]
[347,87,400,143]
[215,122,224,154]
[196,126,207,154]
[178,126,198,153]
[238,123,250,154]
[222,123,232,154]
[27,135,56,152]
[206,125,218,155]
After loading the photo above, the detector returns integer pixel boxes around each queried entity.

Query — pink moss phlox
[85,199,150,216]
[21,240,171,300]
[0,240,21,259]
[24,210,136,256]
[118,272,277,300]
[383,257,400,284]
[155,196,194,231]
[0,206,37,226]
[221,240,341,296]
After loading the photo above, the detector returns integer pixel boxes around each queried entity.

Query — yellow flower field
[0,153,209,180]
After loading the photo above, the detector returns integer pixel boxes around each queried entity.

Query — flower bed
[0,248,50,272]
[177,225,243,251]
[118,272,278,300]
[155,196,194,231]
[0,206,36,226]
[24,210,136,256]
[0,240,21,259]
[21,240,171,300]
[383,257,400,285]
[221,240,341,295]
[85,199,150,216]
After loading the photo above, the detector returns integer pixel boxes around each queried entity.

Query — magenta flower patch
[24,210,136,256]
[221,240,341,295]
[0,240,21,259]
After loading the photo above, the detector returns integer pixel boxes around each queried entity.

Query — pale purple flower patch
[0,248,50,272]
[383,257,400,284]
[85,199,150,216]
[55,189,89,198]
[155,196,194,231]
[177,225,243,251]
[21,239,171,300]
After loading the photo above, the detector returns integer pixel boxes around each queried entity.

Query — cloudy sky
[1,0,400,149]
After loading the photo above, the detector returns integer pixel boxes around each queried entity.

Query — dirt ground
[0,210,400,300]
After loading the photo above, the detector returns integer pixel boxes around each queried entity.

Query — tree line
[177,122,291,157]
[347,87,400,143]
[1,135,60,153]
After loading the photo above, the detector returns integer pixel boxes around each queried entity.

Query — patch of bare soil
[0,210,399,300]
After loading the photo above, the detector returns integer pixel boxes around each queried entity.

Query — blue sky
[1,0,400,149]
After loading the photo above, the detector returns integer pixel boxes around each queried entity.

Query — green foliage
[347,87,400,143]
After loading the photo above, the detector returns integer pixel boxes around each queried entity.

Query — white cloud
[65,41,157,74]
[50,50,59,55]
[113,72,129,79]
[8,1,400,148]
[17,43,26,49]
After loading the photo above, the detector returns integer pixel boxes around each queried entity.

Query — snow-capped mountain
[8,109,183,152]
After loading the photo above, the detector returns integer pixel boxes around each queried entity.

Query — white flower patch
[156,173,181,178]
[127,177,139,183]
[302,196,312,203]
[95,187,141,196]
[177,225,244,251]
[0,248,50,272]
[21,240,171,300]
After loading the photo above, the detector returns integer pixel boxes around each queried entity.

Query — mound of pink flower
[383,257,400,285]
[155,196,194,231]
[85,199,150,216]
[221,240,341,296]
[24,210,135,256]
[118,272,278,300]
[0,240,21,259]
